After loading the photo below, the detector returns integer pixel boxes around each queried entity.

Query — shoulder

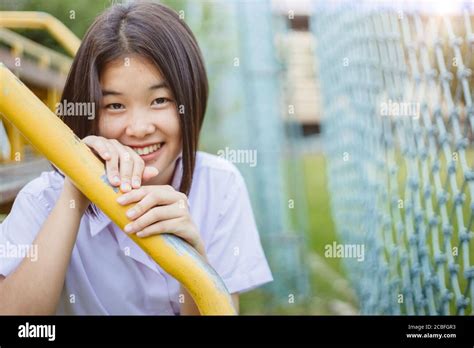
[192,151,247,198]
[194,151,244,185]
[190,152,248,218]
[16,170,64,212]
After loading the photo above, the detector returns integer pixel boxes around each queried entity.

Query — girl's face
[98,55,182,185]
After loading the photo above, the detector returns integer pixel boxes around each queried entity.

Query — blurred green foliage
[241,154,358,314]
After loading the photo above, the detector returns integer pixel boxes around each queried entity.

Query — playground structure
[0,14,73,208]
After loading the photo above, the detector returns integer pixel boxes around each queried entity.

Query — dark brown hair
[54,2,208,215]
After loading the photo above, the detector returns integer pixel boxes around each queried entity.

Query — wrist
[61,179,90,215]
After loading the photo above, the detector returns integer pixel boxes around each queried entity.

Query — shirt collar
[87,216,162,275]
[88,209,112,237]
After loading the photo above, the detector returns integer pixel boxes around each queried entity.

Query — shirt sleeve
[205,170,273,294]
[0,191,50,277]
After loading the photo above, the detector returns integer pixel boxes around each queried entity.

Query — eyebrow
[102,81,170,96]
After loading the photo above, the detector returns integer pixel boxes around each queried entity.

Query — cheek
[165,112,182,147]
[97,115,122,138]
[172,119,182,145]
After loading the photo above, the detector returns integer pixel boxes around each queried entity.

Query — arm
[0,136,158,314]
[0,136,162,315]
[0,179,88,315]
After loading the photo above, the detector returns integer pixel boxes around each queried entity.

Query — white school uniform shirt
[0,151,273,314]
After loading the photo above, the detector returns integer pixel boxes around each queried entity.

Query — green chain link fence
[313,4,474,314]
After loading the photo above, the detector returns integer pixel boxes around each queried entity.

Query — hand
[82,135,159,192]
[116,185,207,258]
[60,136,160,216]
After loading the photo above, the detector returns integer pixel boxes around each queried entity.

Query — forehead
[100,55,165,88]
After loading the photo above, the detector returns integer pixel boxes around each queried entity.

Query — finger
[116,186,148,206]
[111,140,133,192]
[104,141,120,186]
[124,204,183,233]
[128,196,185,221]
[118,186,185,209]
[83,136,120,186]
[81,135,97,145]
[162,185,176,191]
[133,217,190,241]
[136,219,198,250]
[142,166,160,182]
[130,153,145,189]
[82,136,111,161]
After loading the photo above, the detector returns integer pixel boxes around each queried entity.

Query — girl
[0,2,273,315]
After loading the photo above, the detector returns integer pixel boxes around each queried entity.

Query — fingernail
[124,224,133,233]
[121,182,131,192]
[132,178,140,187]
[137,232,145,237]
[113,176,120,184]
[117,196,126,204]
[126,209,136,218]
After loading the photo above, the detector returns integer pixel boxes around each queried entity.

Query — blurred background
[1,0,473,315]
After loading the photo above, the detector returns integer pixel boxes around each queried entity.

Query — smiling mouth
[131,142,164,156]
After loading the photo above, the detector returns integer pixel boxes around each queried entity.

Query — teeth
[132,143,162,156]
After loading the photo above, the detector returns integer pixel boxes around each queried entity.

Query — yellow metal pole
[0,63,236,315]
[0,116,12,162]
[2,117,23,162]
[46,88,58,111]
[0,12,80,56]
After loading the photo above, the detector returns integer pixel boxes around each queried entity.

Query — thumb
[142,166,159,181]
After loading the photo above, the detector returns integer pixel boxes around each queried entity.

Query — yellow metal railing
[0,28,72,73]
[0,13,74,162]
[0,11,80,56]
[0,11,236,315]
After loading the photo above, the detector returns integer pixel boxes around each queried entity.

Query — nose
[125,109,156,138]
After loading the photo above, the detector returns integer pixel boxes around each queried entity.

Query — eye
[105,103,125,110]
[151,98,170,106]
